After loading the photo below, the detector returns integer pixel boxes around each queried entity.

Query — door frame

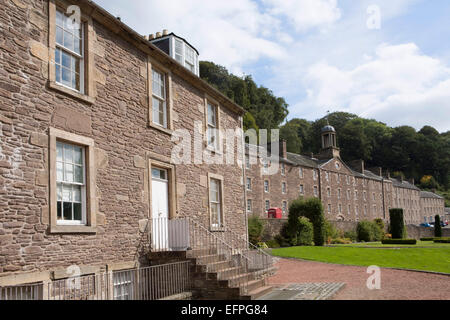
[148,158,177,220]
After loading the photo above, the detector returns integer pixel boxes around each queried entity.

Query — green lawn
[332,241,450,248]
[271,243,450,274]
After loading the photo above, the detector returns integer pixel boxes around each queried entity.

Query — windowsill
[205,145,223,155]
[210,227,225,232]
[48,81,95,105]
[149,123,173,136]
[50,224,97,234]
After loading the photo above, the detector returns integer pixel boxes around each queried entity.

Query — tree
[288,197,325,246]
[389,209,405,239]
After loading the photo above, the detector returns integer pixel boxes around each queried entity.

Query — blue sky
[94,0,450,132]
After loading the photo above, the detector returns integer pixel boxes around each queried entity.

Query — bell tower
[318,121,340,160]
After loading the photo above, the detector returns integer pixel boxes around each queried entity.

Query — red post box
[268,208,282,219]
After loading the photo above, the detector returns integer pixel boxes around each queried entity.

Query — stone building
[0,0,274,300]
[245,124,442,226]
[420,191,445,223]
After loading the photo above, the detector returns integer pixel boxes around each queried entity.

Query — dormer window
[151,32,199,76]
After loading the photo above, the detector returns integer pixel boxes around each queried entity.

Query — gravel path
[268,258,450,300]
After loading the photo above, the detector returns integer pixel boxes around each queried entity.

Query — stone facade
[245,127,444,227]
[0,0,246,286]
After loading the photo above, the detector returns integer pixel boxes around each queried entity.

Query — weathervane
[326,110,330,125]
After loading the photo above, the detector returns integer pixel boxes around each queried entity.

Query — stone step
[194,253,227,265]
[207,266,245,281]
[204,259,235,272]
[186,248,218,258]
[241,285,273,300]
[219,271,255,288]
[239,278,266,293]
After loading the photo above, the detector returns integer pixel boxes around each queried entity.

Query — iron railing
[0,283,43,300]
[0,261,190,301]
[150,217,274,296]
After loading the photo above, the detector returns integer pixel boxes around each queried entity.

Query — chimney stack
[280,140,287,159]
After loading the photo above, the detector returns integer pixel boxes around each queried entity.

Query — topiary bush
[248,215,264,246]
[389,208,405,239]
[435,215,442,238]
[288,197,325,246]
[420,237,435,241]
[434,237,450,243]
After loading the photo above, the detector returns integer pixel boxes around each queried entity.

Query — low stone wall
[260,218,450,241]
[260,218,287,241]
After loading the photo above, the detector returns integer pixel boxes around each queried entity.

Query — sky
[94,0,450,133]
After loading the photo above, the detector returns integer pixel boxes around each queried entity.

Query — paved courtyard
[265,258,450,300]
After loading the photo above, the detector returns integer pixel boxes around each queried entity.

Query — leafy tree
[288,197,325,246]
[248,215,264,246]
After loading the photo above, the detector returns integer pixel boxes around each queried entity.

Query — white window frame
[56,141,87,226]
[247,199,252,213]
[54,8,85,93]
[209,176,224,230]
[265,200,270,212]
[151,69,167,128]
[282,182,286,194]
[264,180,269,193]
[206,101,219,151]
[246,178,252,191]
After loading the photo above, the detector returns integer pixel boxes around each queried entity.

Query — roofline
[83,0,244,116]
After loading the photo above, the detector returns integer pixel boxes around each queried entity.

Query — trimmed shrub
[435,215,442,238]
[374,218,385,232]
[248,215,264,246]
[420,237,435,241]
[389,208,405,239]
[371,221,384,241]
[288,197,325,246]
[344,230,357,242]
[434,237,450,243]
[381,239,417,245]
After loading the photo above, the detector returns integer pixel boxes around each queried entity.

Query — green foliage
[381,239,417,245]
[200,61,289,132]
[274,223,291,247]
[420,237,435,241]
[356,220,383,242]
[324,220,341,243]
[330,238,352,244]
[296,217,314,246]
[434,238,450,243]
[288,197,325,246]
[435,215,442,238]
[389,209,405,239]
[344,231,357,242]
[247,215,264,246]
[265,239,281,248]
[374,218,385,232]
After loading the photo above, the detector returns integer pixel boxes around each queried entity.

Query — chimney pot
[163,29,169,36]
[156,32,162,38]
[144,35,149,40]
[149,34,155,40]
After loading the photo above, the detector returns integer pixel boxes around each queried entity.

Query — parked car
[440,221,447,227]
[420,223,432,227]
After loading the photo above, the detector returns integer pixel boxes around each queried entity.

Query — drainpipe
[240,116,249,244]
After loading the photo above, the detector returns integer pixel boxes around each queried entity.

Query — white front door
[151,168,169,251]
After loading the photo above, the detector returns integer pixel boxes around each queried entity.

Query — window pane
[57,183,62,201]
[63,184,72,201]
[56,26,63,46]
[64,143,73,162]
[55,48,61,65]
[74,165,83,183]
[65,164,74,182]
[74,36,81,54]
[55,65,61,83]
[62,67,71,86]
[57,202,62,219]
[63,202,72,220]
[73,146,82,164]
[62,51,71,68]
[56,162,63,181]
[56,10,64,27]
[73,203,82,221]
[207,104,216,126]
[63,31,74,51]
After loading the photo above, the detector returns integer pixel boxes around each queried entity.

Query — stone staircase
[186,248,274,300]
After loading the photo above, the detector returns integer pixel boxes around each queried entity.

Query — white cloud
[263,0,342,32]
[293,43,450,132]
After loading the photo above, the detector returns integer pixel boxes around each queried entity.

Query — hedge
[288,197,325,246]
[434,237,450,243]
[420,237,435,241]
[381,239,417,245]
